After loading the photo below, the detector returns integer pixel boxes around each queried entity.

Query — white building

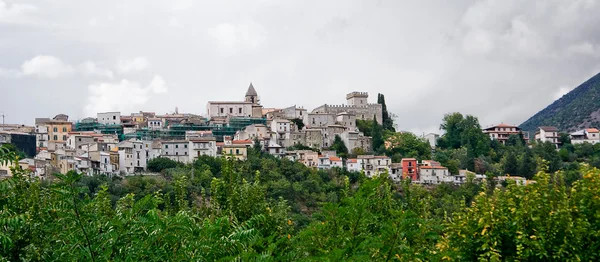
[189,137,218,161]
[148,118,163,130]
[234,124,268,141]
[346,159,361,172]
[570,128,600,144]
[357,155,391,177]
[116,141,135,174]
[271,119,291,133]
[206,101,254,118]
[281,105,307,120]
[99,152,115,174]
[266,140,285,158]
[35,125,49,149]
[534,126,559,147]
[206,83,263,118]
[161,140,190,163]
[97,112,121,125]
[130,139,153,172]
[418,166,451,184]
[423,133,439,148]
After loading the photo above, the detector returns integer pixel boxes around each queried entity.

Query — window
[165,145,169,149]
[53,127,58,132]
[236,149,240,155]
[78,138,81,141]
[176,152,178,155]
[63,127,67,132]
[137,161,140,166]
[113,116,116,120]
[175,145,178,148]
[53,135,57,141]
[220,108,224,113]
[62,135,66,140]
[184,144,187,148]
[239,108,242,114]
[230,108,233,113]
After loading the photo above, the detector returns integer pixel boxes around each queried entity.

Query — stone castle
[311,92,383,124]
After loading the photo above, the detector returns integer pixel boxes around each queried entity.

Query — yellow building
[46,120,72,142]
[222,144,248,160]
[219,138,253,160]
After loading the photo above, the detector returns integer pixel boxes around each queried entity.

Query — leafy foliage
[147,157,180,172]
[330,135,348,159]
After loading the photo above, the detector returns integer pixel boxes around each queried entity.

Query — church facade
[206,83,263,119]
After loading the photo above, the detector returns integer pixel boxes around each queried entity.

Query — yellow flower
[287,234,291,239]
[288,219,293,226]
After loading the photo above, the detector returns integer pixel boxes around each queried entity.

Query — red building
[401,158,418,181]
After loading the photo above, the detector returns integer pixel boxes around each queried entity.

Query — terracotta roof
[587,128,599,133]
[232,140,253,145]
[347,159,357,163]
[329,156,341,161]
[402,158,417,161]
[216,142,224,147]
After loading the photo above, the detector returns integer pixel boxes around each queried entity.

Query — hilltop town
[1,83,599,185]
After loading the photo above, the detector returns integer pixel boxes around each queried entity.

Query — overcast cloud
[1,0,600,134]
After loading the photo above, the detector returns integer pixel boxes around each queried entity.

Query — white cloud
[566,42,600,57]
[148,75,168,93]
[0,0,36,24]
[84,77,169,116]
[0,68,20,77]
[554,85,573,100]
[208,22,268,55]
[0,56,121,79]
[117,57,150,73]
[21,55,75,78]
[80,61,114,78]
[462,29,494,55]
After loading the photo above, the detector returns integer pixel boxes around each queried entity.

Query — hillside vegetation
[520,72,600,133]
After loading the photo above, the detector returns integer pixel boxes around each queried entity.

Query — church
[206,83,264,119]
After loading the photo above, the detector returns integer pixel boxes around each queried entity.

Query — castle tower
[346,92,368,106]
[245,82,259,104]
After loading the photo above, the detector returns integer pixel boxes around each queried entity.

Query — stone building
[206,83,263,118]
[311,92,383,124]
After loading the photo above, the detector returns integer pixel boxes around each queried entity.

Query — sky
[1,0,600,134]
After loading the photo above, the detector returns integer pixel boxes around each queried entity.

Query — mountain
[520,72,600,134]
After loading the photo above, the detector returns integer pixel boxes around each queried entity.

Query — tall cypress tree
[377,93,395,132]
[371,115,384,153]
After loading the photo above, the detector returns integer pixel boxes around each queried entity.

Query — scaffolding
[76,117,266,142]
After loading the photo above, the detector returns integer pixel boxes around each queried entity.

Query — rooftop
[539,126,559,132]
[246,82,257,96]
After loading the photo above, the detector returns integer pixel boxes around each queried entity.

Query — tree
[147,157,179,172]
[386,132,431,160]
[371,115,384,153]
[503,152,518,176]
[377,93,395,132]
[331,135,348,158]
[290,118,305,131]
[558,132,571,146]
[518,148,537,179]
[355,119,374,137]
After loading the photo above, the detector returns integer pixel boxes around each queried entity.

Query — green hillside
[520,72,600,133]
